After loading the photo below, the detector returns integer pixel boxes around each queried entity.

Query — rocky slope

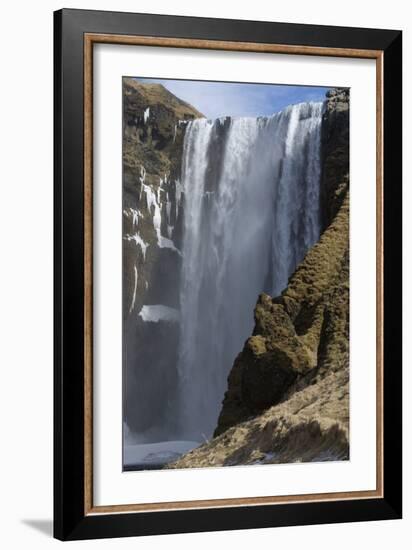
[123,79,204,433]
[168,87,350,468]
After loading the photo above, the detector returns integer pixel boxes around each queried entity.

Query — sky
[136,78,331,119]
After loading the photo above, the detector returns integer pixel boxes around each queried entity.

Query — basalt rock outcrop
[320,88,349,229]
[168,87,350,468]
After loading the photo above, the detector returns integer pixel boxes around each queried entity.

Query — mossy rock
[241,347,298,412]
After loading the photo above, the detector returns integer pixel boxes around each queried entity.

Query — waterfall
[176,102,324,441]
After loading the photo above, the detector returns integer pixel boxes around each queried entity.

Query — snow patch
[123,208,139,228]
[125,233,149,260]
[139,165,146,199]
[124,440,199,469]
[142,183,157,213]
[159,236,180,253]
[138,305,179,323]
[142,182,180,253]
[310,450,344,463]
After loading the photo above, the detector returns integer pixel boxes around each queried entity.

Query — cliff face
[123,79,204,433]
[168,88,350,468]
[123,79,204,317]
[320,88,349,229]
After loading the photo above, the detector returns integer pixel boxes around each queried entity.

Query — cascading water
[176,101,324,441]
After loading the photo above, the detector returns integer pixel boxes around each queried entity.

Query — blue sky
[136,78,330,119]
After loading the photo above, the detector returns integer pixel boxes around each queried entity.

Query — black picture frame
[54,8,402,541]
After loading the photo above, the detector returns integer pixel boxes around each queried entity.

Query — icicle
[124,233,149,260]
[129,265,138,313]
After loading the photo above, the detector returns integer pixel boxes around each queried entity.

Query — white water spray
[176,102,324,440]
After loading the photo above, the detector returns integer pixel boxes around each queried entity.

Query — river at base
[123,440,200,471]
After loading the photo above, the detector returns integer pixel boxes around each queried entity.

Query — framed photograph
[54,8,402,541]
